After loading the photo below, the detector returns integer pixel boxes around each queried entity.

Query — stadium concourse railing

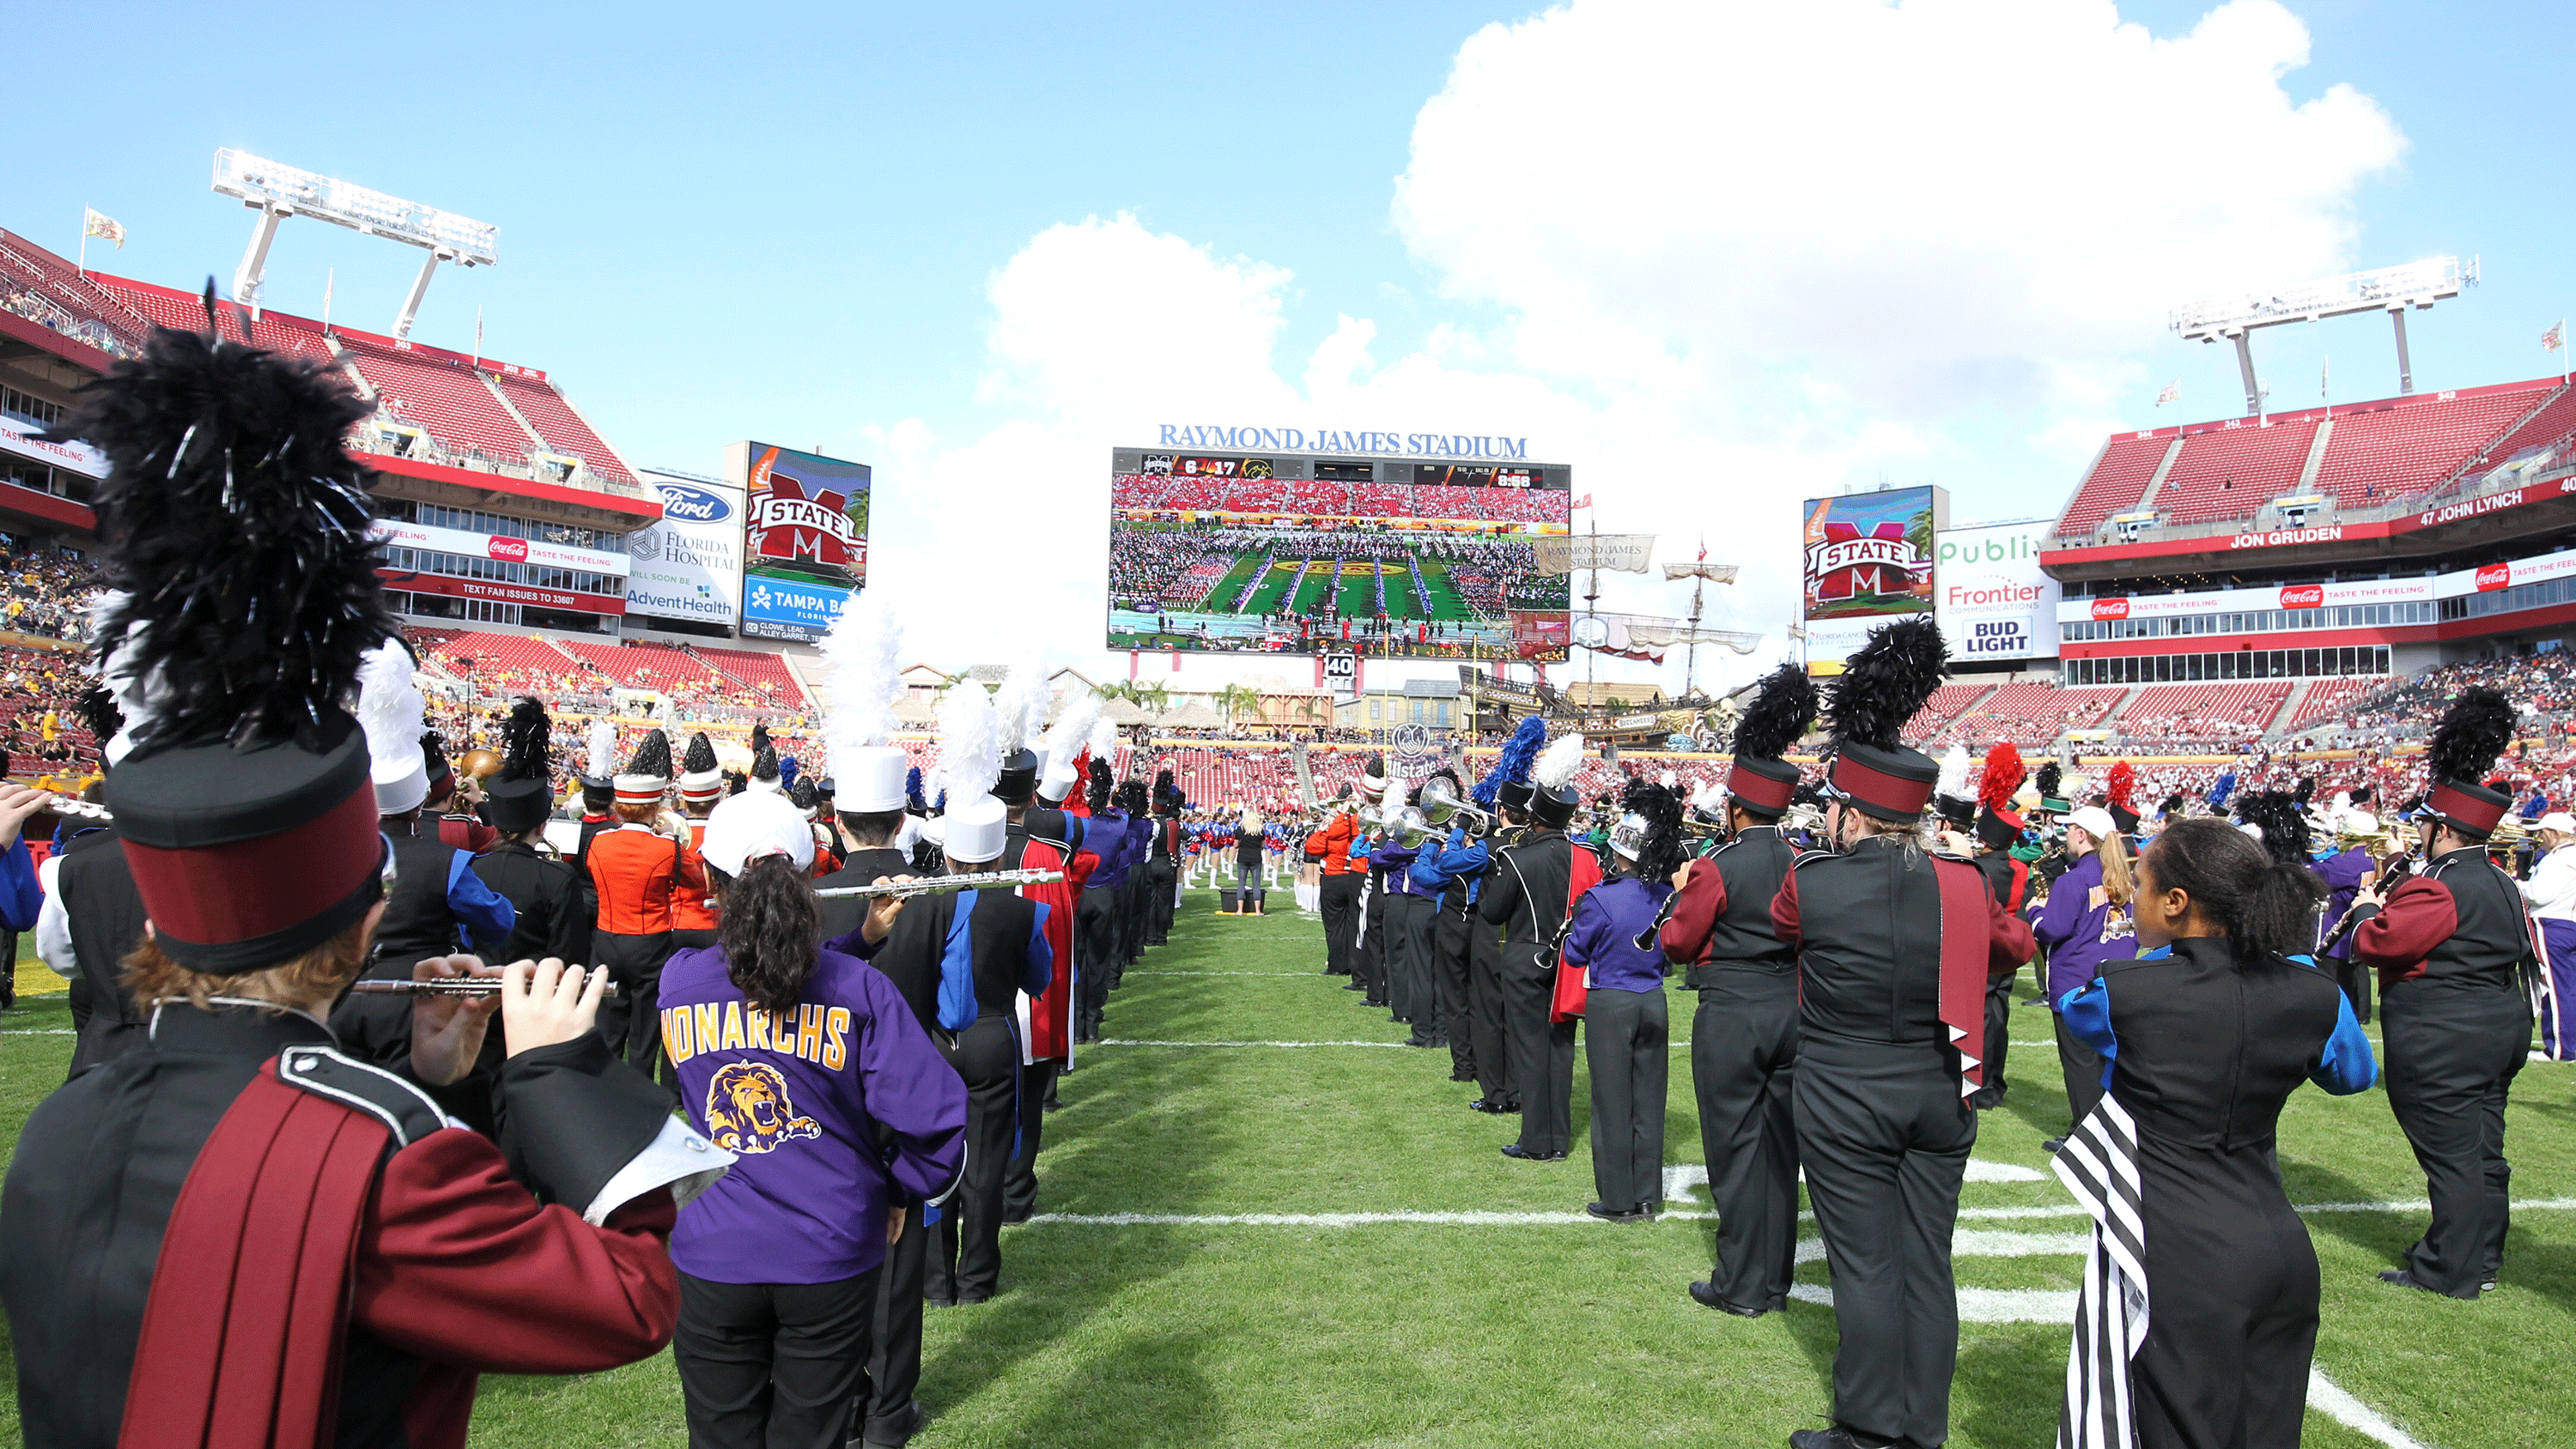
[2051,449,2576,551]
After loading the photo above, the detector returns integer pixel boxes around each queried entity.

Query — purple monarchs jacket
[659,944,969,1283]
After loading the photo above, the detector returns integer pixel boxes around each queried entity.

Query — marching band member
[1770,618,2033,1449]
[2515,809,2576,1060]
[671,731,729,952]
[2052,816,2375,1449]
[1412,766,1492,1087]
[1659,661,1814,1315]
[1566,779,1680,1222]
[0,320,720,1448]
[2312,798,2383,1023]
[2354,688,2535,1298]
[2032,801,2139,1146]
[589,730,707,1082]
[659,788,967,1449]
[1967,741,2032,1112]
[1464,718,1546,1114]
[1481,733,1594,1162]
[1310,785,1364,980]
[473,696,593,970]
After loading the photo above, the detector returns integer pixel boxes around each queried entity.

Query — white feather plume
[355,638,429,807]
[1935,743,1971,801]
[586,717,617,779]
[1086,712,1120,768]
[938,682,1002,803]
[88,588,151,763]
[1041,689,1103,775]
[992,652,1052,755]
[1533,733,1584,791]
[820,590,905,776]
[1657,768,1677,789]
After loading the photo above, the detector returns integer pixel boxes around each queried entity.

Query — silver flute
[813,868,1066,900]
[349,977,622,998]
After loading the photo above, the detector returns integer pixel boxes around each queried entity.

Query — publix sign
[1934,519,2058,660]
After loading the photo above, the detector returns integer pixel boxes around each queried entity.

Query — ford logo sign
[656,483,732,524]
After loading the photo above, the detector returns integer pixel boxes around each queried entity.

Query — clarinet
[2317,850,2414,957]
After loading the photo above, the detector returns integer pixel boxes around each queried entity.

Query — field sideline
[0,900,2570,1446]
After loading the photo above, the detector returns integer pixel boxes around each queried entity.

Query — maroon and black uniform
[2354,845,2536,1296]
[1659,822,1801,1313]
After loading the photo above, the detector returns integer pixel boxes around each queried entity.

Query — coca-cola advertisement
[732,441,871,642]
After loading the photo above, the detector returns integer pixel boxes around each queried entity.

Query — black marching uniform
[1658,822,1801,1313]
[1480,825,1578,1157]
[1773,832,2032,1449]
[1467,822,1523,1112]
[2079,937,2371,1448]
[471,839,592,967]
[2355,843,2536,1296]
[53,824,150,1076]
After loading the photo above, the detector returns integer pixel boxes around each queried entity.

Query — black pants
[1356,878,1388,1004]
[1503,941,1577,1154]
[1076,891,1116,1040]
[1003,1058,1062,1224]
[2131,1142,2319,1449]
[860,1201,927,1443]
[1320,873,1361,975]
[1583,987,1667,1211]
[1469,922,1515,1106]
[676,1270,880,1449]
[1794,1034,1976,1449]
[2056,1007,2105,1130]
[1394,894,1441,1039]
[2328,950,2373,1023]
[595,929,677,1082]
[1435,903,1477,1079]
[1145,859,1176,943]
[932,1016,1018,1302]
[1692,973,1800,1310]
[1970,971,2014,1108]
[2383,981,2530,1296]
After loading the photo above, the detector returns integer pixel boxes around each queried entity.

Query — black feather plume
[1116,778,1148,815]
[1733,663,1817,761]
[789,778,820,812]
[750,722,772,755]
[74,685,123,761]
[1153,766,1176,814]
[2427,686,2515,785]
[683,731,718,775]
[623,730,672,779]
[2233,790,2311,867]
[76,324,392,751]
[1822,617,1947,754]
[1621,777,1686,884]
[2034,761,2063,799]
[1086,756,1114,813]
[498,696,550,783]
[750,744,781,783]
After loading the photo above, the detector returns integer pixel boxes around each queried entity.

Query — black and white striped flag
[2053,1096,2148,1449]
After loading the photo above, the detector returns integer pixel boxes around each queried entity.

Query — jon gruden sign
[1934,520,2058,660]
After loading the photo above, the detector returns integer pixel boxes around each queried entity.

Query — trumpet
[36,791,110,821]
[813,867,1066,900]
[1414,774,1492,837]
[349,977,623,998]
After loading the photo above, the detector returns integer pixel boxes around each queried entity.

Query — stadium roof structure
[2044,373,2576,580]
[0,227,654,532]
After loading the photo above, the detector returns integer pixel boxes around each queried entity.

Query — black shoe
[1586,1202,1649,1223]
[1688,1280,1767,1317]
[1497,1099,1522,1113]
[2379,1269,2448,1294]
[1401,1037,1437,1048]
[1001,1206,1033,1226]
[2484,1279,2500,1293]
[860,1400,927,1447]
[1500,1143,1567,1161]
[954,1288,993,1306]
[1449,1070,1476,1082]
[1789,1428,1896,1449]
[1467,1097,1504,1113]
[924,1291,957,1309]
[1342,981,1365,991]
[2041,1137,2066,1155]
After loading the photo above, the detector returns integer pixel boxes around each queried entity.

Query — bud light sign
[1934,520,2059,661]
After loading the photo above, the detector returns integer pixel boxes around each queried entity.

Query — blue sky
[15,1,2574,687]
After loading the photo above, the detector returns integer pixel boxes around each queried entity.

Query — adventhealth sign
[1155,424,1531,459]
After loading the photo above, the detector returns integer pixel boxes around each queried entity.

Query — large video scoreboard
[1106,446,1571,660]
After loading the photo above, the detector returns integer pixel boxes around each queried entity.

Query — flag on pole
[82,209,125,249]
[2321,352,2330,399]
[2546,320,2566,353]
[2154,379,2179,406]
[1571,494,1592,510]
[473,306,483,368]
[321,267,334,331]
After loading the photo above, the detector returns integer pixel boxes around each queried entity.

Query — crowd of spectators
[0,541,106,643]
[1109,472,1567,525]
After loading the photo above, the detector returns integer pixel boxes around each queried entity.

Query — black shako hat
[87,307,397,973]
[2425,686,2515,835]
[1820,617,1948,824]
[481,696,556,835]
[1727,663,1815,818]
[994,747,1041,805]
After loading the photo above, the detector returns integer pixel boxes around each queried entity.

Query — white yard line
[2309,1370,2437,1449]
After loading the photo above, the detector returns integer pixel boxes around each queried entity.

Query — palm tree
[1213,682,1264,726]
[1134,681,1173,716]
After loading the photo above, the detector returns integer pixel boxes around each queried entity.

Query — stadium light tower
[210,149,498,336]
[2170,255,2476,419]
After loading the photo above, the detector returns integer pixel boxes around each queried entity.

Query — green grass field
[3,903,2572,1446]
[1176,548,1471,624]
